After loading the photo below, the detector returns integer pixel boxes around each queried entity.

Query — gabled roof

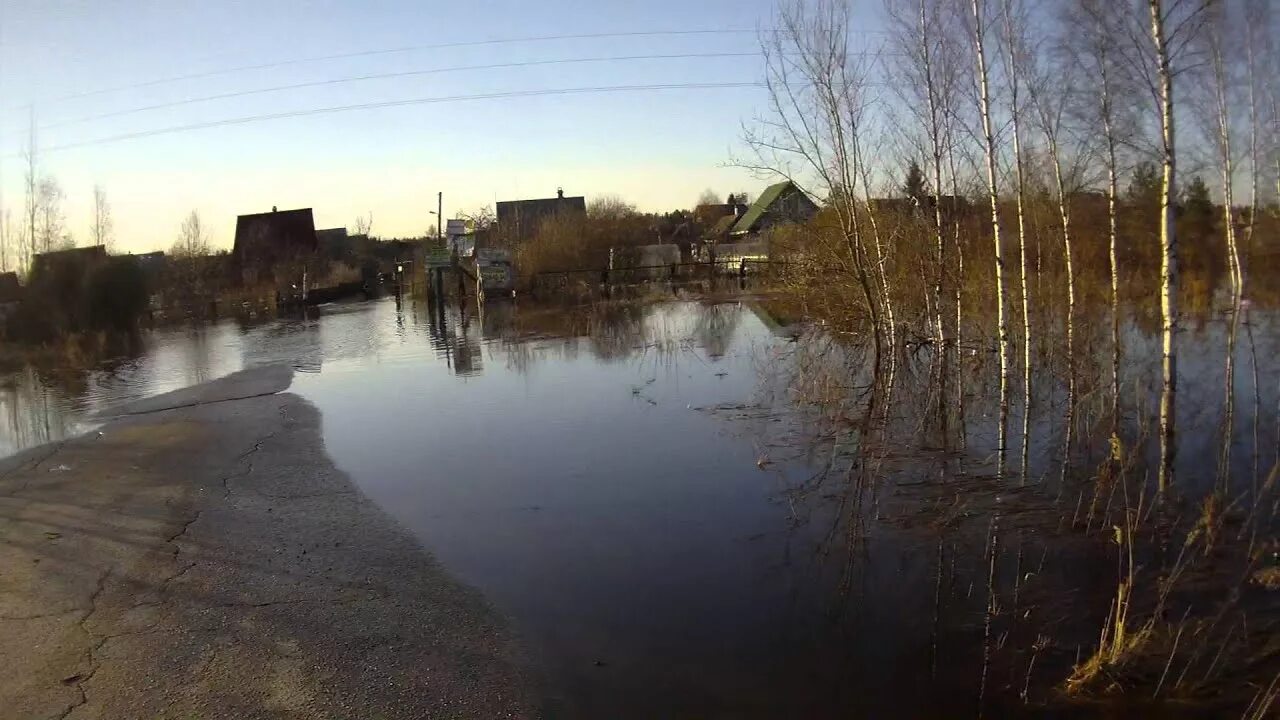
[233,208,318,263]
[731,181,797,235]
[495,194,586,225]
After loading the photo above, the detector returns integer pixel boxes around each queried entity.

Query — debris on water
[44,532,61,540]
[50,464,71,472]
[593,659,607,667]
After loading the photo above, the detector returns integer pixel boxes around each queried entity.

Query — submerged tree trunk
[1219,304,1239,495]
[972,0,1011,463]
[855,133,898,387]
[916,0,950,442]
[919,0,948,351]
[1149,0,1178,494]
[1045,138,1077,486]
[947,140,967,452]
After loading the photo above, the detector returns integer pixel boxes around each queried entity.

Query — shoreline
[0,365,533,719]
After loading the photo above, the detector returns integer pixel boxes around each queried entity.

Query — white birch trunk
[1001,0,1033,479]
[1149,0,1178,494]
[1211,37,1242,303]
[972,0,1011,460]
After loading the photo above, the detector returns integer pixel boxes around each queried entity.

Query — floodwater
[1,292,1276,718]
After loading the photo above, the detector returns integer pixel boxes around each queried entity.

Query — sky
[0,0,883,254]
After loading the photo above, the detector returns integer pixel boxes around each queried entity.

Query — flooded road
[2,292,1276,717]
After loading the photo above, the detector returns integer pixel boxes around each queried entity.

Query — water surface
[2,293,1274,718]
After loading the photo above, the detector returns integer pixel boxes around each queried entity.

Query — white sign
[446,219,468,237]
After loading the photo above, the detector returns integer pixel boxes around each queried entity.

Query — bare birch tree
[352,212,373,238]
[999,0,1036,477]
[969,0,1012,459]
[1024,3,1097,484]
[35,178,66,252]
[23,117,38,272]
[173,210,210,258]
[1147,0,1211,493]
[91,185,114,251]
[0,210,10,274]
[1075,0,1131,428]
[886,0,951,349]
[1201,1,1242,301]
[742,0,889,361]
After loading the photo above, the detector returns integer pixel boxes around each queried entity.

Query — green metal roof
[730,181,794,235]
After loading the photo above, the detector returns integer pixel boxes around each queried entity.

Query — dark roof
[233,208,318,271]
[31,245,109,277]
[695,203,746,225]
[730,181,816,235]
[33,245,108,263]
[495,192,586,237]
[706,214,738,239]
[0,272,20,303]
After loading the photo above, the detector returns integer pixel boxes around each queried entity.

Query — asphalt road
[0,365,533,719]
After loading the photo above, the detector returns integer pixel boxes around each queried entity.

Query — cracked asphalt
[0,365,533,719]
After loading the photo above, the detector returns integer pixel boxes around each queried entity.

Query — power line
[31,83,765,155]
[43,52,762,129]
[18,29,762,109]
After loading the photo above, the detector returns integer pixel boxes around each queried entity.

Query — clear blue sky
[0,0,876,253]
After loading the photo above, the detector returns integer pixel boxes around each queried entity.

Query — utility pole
[437,192,443,242]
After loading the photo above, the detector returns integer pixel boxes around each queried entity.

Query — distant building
[728,181,818,238]
[128,251,167,285]
[694,193,749,226]
[870,194,972,221]
[133,250,166,267]
[0,272,20,327]
[0,272,20,303]
[315,227,354,265]
[31,245,108,279]
[233,208,318,286]
[315,227,349,248]
[496,188,586,242]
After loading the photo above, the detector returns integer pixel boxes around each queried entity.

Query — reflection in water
[0,294,1275,717]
